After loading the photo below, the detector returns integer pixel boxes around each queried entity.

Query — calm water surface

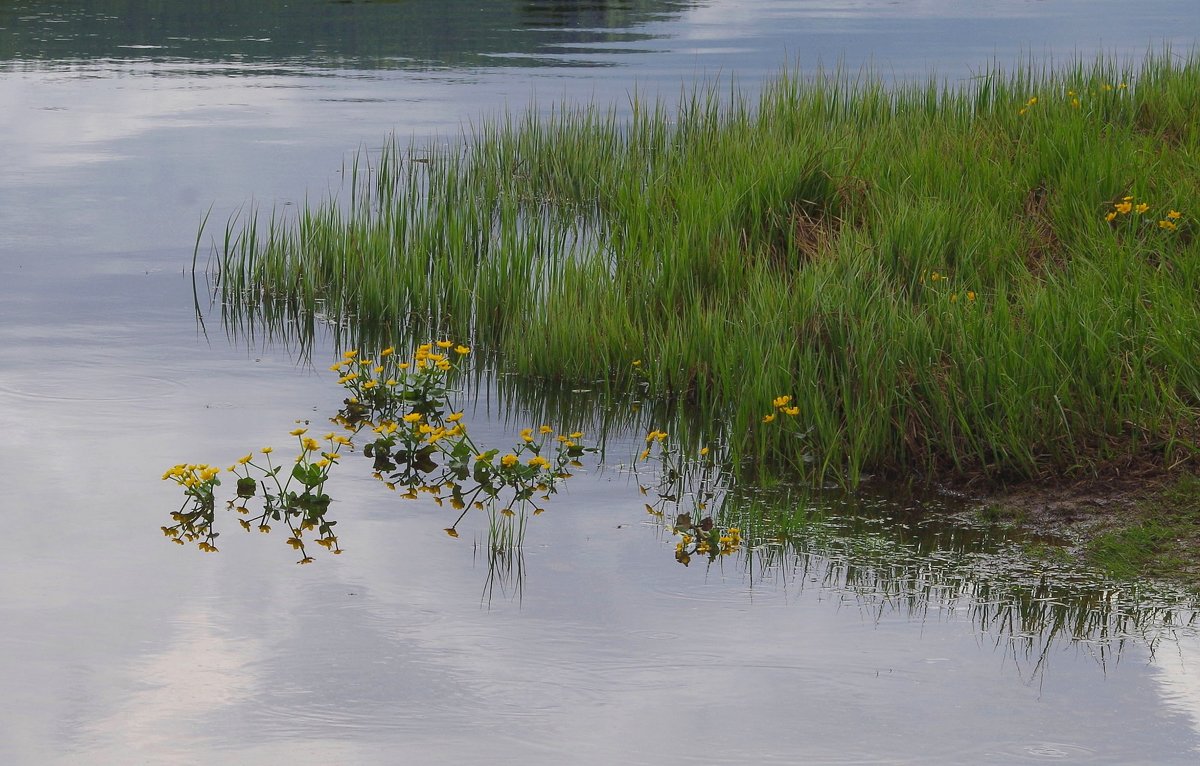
[3,2,1200,763]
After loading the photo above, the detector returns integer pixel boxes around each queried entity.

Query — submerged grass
[211,52,1200,486]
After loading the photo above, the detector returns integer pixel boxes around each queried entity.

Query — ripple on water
[0,367,187,403]
[987,742,1101,761]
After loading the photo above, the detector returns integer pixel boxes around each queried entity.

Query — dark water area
[3,1,1200,763]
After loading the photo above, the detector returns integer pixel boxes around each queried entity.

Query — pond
[2,1,1200,763]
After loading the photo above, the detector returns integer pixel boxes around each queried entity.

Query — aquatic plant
[162,341,599,562]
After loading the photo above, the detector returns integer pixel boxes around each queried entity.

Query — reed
[209,51,1200,486]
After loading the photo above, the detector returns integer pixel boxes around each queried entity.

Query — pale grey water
[3,2,1200,763]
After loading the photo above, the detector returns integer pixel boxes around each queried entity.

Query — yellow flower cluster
[921,270,976,305]
[1106,197,1184,231]
[161,463,220,490]
[763,395,800,422]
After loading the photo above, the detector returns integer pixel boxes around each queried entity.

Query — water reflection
[0,0,697,71]
[169,325,1200,679]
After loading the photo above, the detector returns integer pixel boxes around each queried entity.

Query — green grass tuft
[209,51,1200,486]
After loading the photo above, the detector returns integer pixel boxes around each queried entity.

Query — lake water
[3,1,1200,763]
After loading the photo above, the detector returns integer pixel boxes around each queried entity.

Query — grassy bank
[211,53,1200,486]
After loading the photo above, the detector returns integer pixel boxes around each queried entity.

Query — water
[2,1,1200,763]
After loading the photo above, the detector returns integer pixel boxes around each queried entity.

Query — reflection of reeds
[477,533,526,606]
[717,485,1199,679]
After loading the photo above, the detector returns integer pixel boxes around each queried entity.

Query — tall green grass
[210,52,1200,486]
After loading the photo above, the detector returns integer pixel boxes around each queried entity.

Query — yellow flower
[342,349,358,359]
[539,425,554,434]
[632,359,642,367]
[1105,211,1118,222]
[966,291,976,302]
[1071,98,1080,109]
[238,453,253,465]
[528,456,550,469]
[699,447,710,456]
[446,412,464,423]
[762,414,776,423]
[639,449,650,461]
[436,340,454,349]
[402,412,422,423]
[772,395,792,409]
[949,293,959,303]
[570,431,583,439]
[1027,96,1037,105]
[501,454,519,468]
[328,362,346,372]
[454,345,471,355]
[1159,220,1178,231]
[363,380,377,389]
[782,406,800,416]
[1167,210,1182,220]
[397,362,410,370]
[520,427,535,443]
[289,427,307,436]
[381,347,395,356]
[302,437,321,451]
[1115,202,1132,215]
[1135,202,1149,214]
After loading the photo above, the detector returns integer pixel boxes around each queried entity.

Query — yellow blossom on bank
[436,340,454,349]
[403,412,422,423]
[1167,210,1182,220]
[381,347,394,356]
[289,428,307,436]
[528,456,550,469]
[343,350,358,359]
[454,345,470,355]
[302,437,321,451]
[501,454,519,468]
[762,413,776,423]
[1135,202,1150,214]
